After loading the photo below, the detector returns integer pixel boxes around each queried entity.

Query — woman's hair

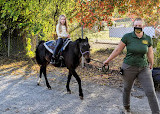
[57,15,69,33]
[133,18,145,26]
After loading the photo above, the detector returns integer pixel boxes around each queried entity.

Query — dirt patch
[0,49,138,89]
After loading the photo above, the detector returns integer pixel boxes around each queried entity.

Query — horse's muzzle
[84,53,90,63]
[86,58,90,63]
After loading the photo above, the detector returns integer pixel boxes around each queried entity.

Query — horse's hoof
[80,96,83,100]
[37,83,40,86]
[48,86,52,90]
[67,90,71,94]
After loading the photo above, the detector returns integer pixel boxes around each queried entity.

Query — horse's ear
[85,37,88,42]
[77,38,82,43]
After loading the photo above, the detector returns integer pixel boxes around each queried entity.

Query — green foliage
[0,0,77,56]
[154,36,160,67]
[0,0,159,57]
[26,38,34,58]
[0,0,76,40]
[152,38,158,48]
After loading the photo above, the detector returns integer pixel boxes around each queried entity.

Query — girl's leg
[52,38,63,58]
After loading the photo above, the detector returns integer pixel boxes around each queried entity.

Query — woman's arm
[147,46,154,69]
[103,41,126,65]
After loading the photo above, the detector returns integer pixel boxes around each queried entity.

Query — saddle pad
[43,39,72,54]
[43,40,56,54]
[61,38,72,51]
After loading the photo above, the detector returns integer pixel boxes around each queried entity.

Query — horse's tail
[35,40,45,65]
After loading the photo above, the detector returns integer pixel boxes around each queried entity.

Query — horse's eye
[86,44,90,48]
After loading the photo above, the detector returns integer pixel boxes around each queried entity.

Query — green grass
[85,30,121,42]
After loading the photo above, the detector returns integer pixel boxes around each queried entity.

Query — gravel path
[0,69,160,114]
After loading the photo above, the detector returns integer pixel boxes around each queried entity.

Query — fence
[86,18,160,68]
[0,18,160,64]
[88,18,160,51]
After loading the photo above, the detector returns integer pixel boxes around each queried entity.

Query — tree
[72,0,160,30]
[0,0,76,56]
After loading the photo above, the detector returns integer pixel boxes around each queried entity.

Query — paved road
[0,69,159,114]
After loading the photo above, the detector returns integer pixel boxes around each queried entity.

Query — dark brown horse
[35,37,90,99]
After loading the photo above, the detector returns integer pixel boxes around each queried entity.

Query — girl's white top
[56,24,69,38]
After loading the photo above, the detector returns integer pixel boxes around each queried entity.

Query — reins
[90,58,110,73]
[79,49,109,73]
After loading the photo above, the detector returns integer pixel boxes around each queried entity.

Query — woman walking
[103,18,160,114]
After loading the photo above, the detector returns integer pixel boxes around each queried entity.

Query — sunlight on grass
[83,29,123,53]
[0,61,27,69]
[86,30,121,42]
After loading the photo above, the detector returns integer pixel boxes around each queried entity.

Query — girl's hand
[67,34,70,38]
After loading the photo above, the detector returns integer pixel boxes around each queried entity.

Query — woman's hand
[149,63,153,69]
[103,60,109,66]
[103,41,125,68]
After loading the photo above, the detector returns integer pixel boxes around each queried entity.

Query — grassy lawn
[86,30,121,41]
[85,20,132,42]
[84,30,121,52]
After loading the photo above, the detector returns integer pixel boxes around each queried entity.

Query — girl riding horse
[36,37,90,100]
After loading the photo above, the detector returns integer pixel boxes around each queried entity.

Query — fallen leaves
[0,49,125,88]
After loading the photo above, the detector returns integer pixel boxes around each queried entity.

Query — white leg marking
[37,78,41,84]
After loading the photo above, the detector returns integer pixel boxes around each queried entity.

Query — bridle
[80,48,90,68]
[80,49,109,73]
[80,49,90,56]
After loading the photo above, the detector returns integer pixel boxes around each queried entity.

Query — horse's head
[77,37,91,63]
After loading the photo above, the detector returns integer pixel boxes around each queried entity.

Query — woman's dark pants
[122,63,160,114]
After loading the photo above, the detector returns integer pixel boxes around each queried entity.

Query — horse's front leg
[70,69,83,100]
[66,71,72,94]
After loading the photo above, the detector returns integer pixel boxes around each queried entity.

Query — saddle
[152,68,160,88]
[44,38,72,67]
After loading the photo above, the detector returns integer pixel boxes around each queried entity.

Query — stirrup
[50,57,56,64]
[52,55,56,59]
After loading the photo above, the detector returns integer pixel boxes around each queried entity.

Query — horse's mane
[38,40,45,46]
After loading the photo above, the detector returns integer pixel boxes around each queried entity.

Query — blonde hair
[133,18,145,26]
[58,15,69,33]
